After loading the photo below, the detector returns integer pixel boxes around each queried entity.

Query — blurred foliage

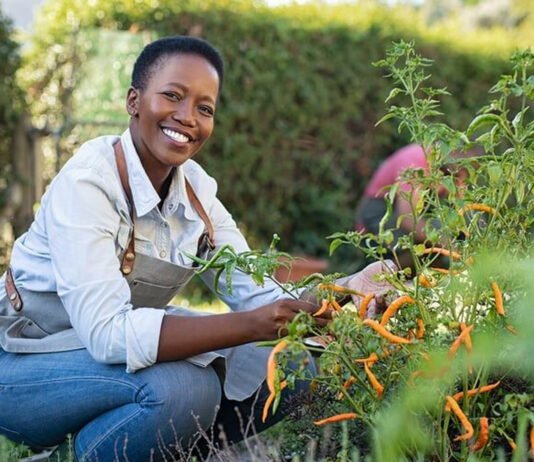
[419,0,534,43]
[0,8,23,208]
[0,6,24,269]
[19,0,521,268]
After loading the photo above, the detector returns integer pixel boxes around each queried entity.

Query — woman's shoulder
[61,135,120,175]
[47,135,123,199]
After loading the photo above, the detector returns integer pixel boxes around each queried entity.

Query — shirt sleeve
[43,162,165,372]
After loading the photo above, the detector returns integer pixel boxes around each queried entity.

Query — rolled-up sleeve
[44,162,164,372]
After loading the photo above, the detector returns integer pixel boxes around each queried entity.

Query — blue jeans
[0,348,314,461]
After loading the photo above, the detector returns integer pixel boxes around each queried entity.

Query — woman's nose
[173,101,195,127]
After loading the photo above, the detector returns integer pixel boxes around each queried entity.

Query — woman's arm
[43,156,166,371]
[157,298,325,361]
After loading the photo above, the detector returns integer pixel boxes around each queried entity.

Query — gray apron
[0,141,272,401]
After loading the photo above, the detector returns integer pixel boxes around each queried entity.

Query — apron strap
[112,140,215,275]
[5,267,23,312]
[184,180,216,262]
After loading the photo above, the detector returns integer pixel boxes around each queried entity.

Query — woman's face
[127,53,219,171]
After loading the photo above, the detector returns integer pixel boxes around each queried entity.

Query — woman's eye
[199,105,215,117]
[162,92,181,101]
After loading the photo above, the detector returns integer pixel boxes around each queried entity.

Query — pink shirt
[363,144,428,198]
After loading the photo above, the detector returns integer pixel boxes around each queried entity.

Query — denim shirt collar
[120,129,195,220]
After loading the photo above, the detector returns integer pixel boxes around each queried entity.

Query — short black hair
[131,35,224,92]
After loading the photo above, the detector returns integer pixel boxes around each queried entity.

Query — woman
[0,36,391,461]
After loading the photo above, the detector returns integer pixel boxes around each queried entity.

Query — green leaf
[329,238,344,256]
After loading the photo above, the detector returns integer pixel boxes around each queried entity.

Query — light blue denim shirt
[6,129,285,378]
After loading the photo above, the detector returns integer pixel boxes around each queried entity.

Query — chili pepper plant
[192,42,533,461]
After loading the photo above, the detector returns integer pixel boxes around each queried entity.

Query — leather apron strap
[113,141,215,275]
[5,267,23,312]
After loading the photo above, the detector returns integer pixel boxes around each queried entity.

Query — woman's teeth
[163,128,190,143]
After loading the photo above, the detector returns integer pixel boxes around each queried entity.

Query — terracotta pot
[274,256,329,283]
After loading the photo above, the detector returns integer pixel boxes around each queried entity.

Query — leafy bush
[0,7,24,268]
[21,0,516,264]
[194,44,533,461]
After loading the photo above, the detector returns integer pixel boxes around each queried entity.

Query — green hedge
[0,7,24,269]
[23,0,514,269]
[0,8,23,210]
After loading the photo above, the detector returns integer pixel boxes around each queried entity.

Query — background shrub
[21,0,515,271]
[0,6,24,268]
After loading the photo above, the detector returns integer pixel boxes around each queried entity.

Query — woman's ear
[126,87,139,117]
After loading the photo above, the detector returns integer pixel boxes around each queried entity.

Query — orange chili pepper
[364,362,384,398]
[266,340,288,393]
[261,380,287,423]
[358,293,375,320]
[418,273,436,288]
[445,396,474,442]
[318,283,365,297]
[363,319,411,344]
[337,376,356,400]
[416,319,425,339]
[313,299,330,317]
[445,381,501,411]
[380,295,415,326]
[355,352,379,366]
[460,323,473,352]
[491,281,505,316]
[459,203,497,216]
[461,322,474,374]
[470,417,489,452]
[448,324,474,359]
[330,299,343,312]
[314,412,358,426]
[507,438,517,451]
[430,267,462,276]
[422,247,462,261]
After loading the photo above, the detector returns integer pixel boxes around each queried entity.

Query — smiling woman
[128,53,219,193]
[0,35,392,461]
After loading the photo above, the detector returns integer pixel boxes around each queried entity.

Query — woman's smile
[161,127,193,144]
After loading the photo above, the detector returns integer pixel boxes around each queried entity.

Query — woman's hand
[251,299,331,340]
[344,260,397,318]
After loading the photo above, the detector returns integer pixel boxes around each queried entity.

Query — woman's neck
[129,125,174,197]
[158,170,175,206]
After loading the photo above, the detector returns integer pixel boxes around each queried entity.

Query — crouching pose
[0,36,390,461]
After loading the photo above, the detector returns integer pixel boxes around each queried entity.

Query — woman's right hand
[251,299,331,340]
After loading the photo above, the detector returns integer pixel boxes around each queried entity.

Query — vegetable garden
[0,0,532,460]
[191,42,534,461]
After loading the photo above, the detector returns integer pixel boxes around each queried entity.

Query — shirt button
[159,250,167,258]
